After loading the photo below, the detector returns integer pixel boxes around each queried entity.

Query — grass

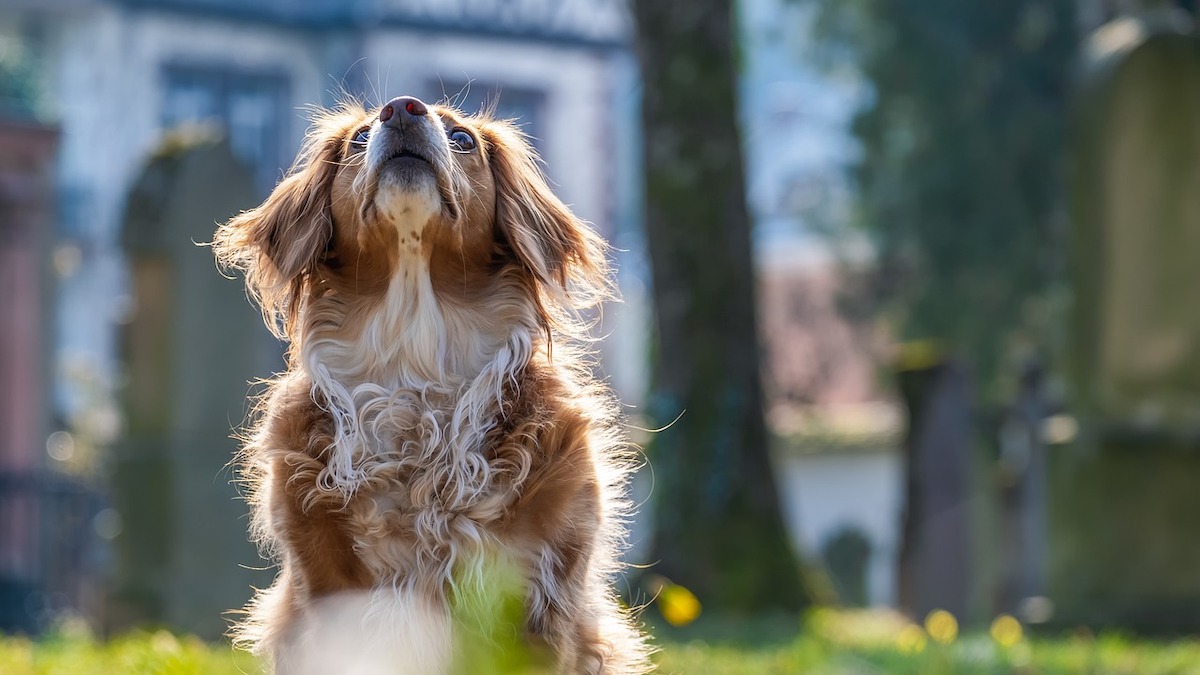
[0,629,258,675]
[5,609,1200,674]
[655,610,1200,674]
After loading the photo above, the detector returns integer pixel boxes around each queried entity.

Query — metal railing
[0,471,106,634]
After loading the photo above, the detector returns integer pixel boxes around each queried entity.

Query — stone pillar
[0,118,58,632]
[0,119,56,474]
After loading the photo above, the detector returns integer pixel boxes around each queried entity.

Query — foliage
[8,610,1200,674]
[0,41,43,120]
[812,0,1078,399]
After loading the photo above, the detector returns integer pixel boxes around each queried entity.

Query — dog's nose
[379,96,428,125]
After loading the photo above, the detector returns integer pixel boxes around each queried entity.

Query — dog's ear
[214,132,341,337]
[487,123,612,312]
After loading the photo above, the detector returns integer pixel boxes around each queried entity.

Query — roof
[758,255,902,456]
[110,0,630,47]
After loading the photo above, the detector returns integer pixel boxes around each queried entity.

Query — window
[161,65,290,196]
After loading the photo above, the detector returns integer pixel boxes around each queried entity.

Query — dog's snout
[380,96,428,126]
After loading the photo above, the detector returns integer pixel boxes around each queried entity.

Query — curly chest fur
[333,397,536,586]
[266,350,599,590]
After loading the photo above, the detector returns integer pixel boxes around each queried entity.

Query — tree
[631,0,812,612]
[805,0,1078,623]
[815,0,1077,399]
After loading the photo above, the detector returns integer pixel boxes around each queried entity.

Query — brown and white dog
[213,96,651,674]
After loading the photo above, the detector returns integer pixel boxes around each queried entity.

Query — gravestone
[115,127,276,638]
[1061,11,1200,631]
[896,360,973,621]
[822,527,871,607]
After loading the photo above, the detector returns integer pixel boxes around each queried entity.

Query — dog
[213,95,652,674]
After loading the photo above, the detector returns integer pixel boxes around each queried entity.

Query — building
[2,0,643,635]
[4,0,638,435]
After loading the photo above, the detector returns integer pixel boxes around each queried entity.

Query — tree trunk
[632,0,811,612]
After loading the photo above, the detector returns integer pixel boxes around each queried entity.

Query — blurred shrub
[0,42,42,120]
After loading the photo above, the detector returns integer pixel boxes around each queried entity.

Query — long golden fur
[213,96,651,674]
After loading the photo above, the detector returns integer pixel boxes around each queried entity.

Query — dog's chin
[375,168,443,238]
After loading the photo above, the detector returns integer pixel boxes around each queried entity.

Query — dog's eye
[350,127,370,151]
[448,128,476,151]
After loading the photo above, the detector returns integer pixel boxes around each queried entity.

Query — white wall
[776,450,903,606]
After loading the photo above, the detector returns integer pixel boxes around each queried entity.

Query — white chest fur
[299,256,538,593]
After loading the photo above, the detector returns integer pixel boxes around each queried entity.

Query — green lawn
[5,609,1200,674]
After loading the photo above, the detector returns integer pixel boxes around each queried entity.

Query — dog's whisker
[452,78,472,111]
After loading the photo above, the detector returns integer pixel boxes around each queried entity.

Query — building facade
[2,0,644,634]
[4,0,639,432]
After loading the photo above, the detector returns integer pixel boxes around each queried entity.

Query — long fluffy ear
[487,122,614,317]
[213,130,342,339]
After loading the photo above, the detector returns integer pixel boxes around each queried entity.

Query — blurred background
[2,0,1200,654]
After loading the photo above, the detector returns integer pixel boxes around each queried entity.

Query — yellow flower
[896,624,927,654]
[924,609,958,644]
[150,630,180,654]
[990,614,1023,648]
[657,583,701,627]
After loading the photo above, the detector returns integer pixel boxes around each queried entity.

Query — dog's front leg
[518,473,614,675]
[264,452,373,597]
[246,382,377,672]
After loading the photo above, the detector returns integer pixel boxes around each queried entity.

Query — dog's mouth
[362,140,461,225]
[383,149,433,167]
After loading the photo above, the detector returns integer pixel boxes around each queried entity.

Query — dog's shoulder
[253,372,335,458]
[499,357,594,432]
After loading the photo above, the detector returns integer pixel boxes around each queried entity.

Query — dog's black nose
[380,96,428,125]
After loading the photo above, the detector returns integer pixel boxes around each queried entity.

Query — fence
[0,470,106,634]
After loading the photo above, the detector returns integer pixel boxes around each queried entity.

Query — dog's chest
[336,391,532,582]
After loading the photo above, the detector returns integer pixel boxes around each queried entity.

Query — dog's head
[214,95,611,340]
